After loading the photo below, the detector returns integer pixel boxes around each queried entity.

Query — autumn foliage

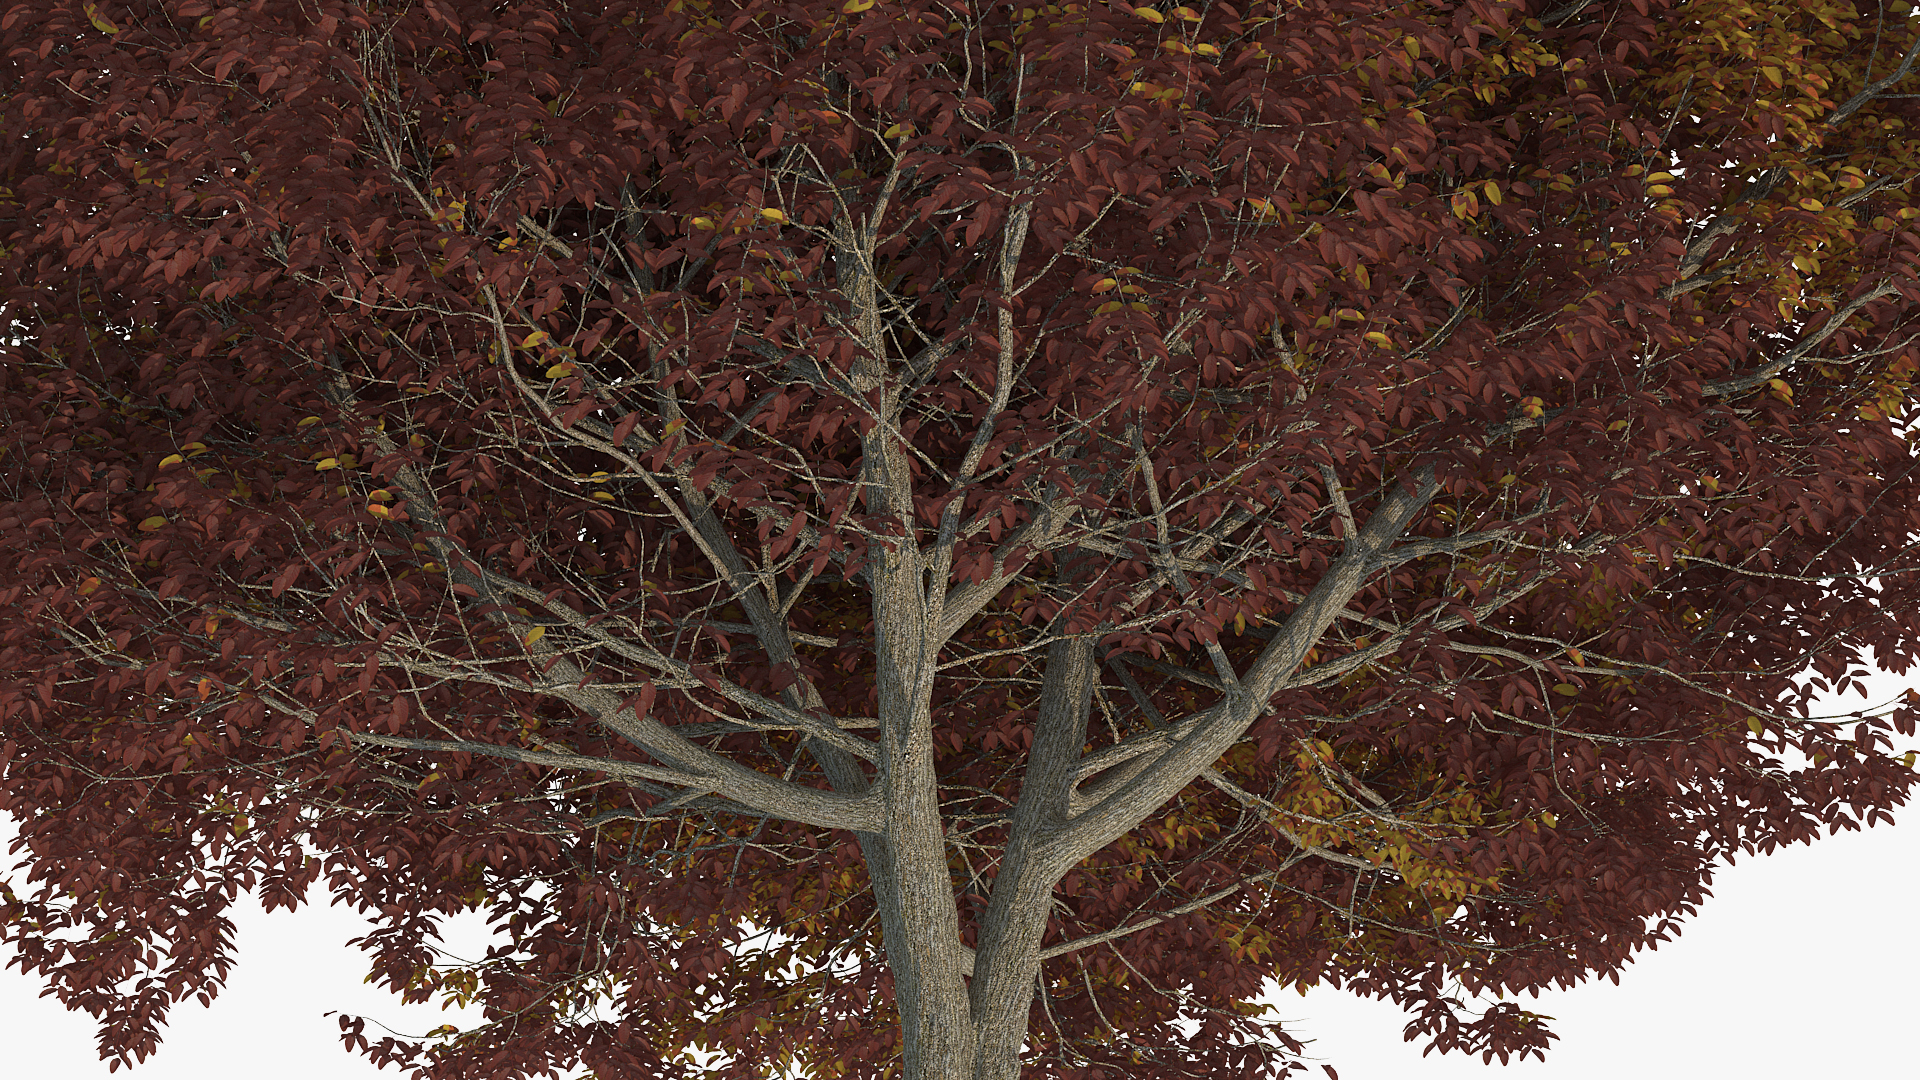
[4,0,1920,1078]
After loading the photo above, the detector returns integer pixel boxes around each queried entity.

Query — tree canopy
[3,1,1919,1078]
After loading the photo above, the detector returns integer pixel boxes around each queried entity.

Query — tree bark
[869,539,979,1080]
[965,632,1099,1080]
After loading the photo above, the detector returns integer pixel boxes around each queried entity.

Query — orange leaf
[84,2,119,34]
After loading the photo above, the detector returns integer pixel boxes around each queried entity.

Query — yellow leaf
[78,577,102,595]
[1363,331,1395,349]
[1767,378,1794,398]
[520,330,549,349]
[1798,198,1824,212]
[1746,716,1764,736]
[1567,648,1584,666]
[1541,812,1557,827]
[366,489,394,502]
[591,491,616,502]
[759,207,786,223]
[1551,683,1578,696]
[296,416,321,428]
[158,454,184,468]
[1133,6,1165,21]
[84,2,119,34]
[1091,277,1120,293]
[1192,43,1221,56]
[882,122,914,139]
[843,0,875,10]
[367,503,392,518]
[180,442,209,456]
[524,626,547,647]
[1172,5,1203,20]
[137,516,166,531]
[691,216,714,230]
[545,362,576,378]
[315,457,339,470]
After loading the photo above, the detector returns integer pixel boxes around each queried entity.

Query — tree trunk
[869,540,981,1080]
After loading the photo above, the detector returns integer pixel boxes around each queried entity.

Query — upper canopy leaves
[3,1,1919,1078]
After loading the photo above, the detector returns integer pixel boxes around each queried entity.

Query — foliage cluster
[3,1,1919,1078]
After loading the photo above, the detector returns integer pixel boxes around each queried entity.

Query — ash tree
[5,0,1920,1078]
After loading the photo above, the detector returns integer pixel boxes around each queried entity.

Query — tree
[3,0,1919,1077]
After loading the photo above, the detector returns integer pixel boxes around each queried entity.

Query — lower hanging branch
[344,729,751,815]
[1032,866,1296,966]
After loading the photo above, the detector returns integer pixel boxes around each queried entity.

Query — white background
[6,664,1916,1079]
